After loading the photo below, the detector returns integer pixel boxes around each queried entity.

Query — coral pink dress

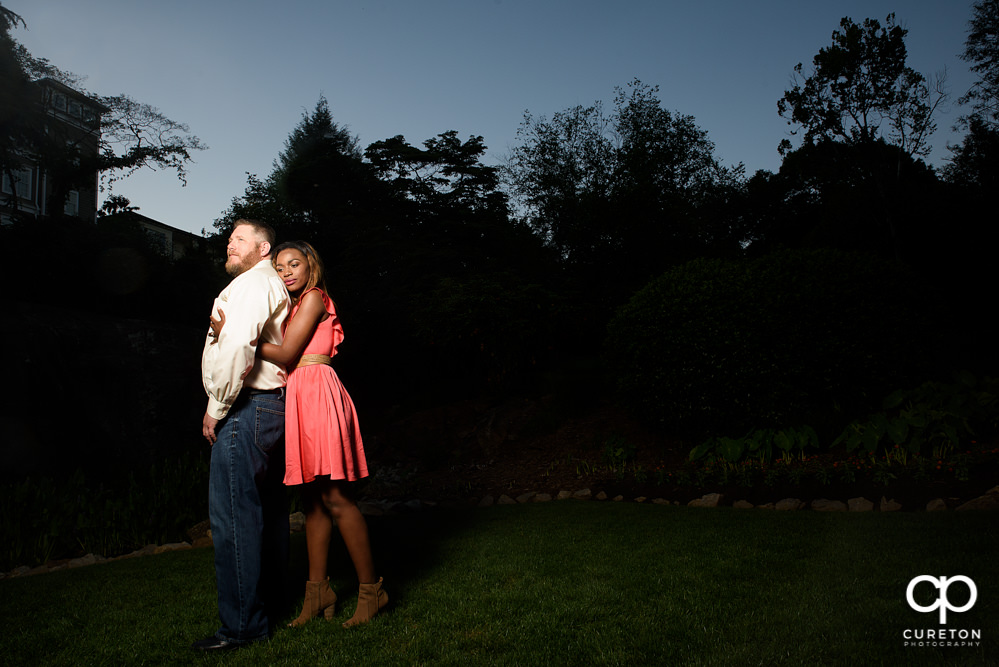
[283,288,368,485]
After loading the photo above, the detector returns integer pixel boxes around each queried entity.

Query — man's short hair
[233,219,276,248]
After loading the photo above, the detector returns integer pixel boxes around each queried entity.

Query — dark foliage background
[3,3,999,569]
[607,249,943,440]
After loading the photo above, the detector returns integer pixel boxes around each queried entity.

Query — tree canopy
[947,0,999,190]
[96,95,206,192]
[504,79,743,301]
[959,0,999,128]
[367,130,507,214]
[777,14,944,158]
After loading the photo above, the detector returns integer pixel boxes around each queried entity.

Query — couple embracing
[193,219,386,652]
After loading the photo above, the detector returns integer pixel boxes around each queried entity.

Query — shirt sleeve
[202,271,285,420]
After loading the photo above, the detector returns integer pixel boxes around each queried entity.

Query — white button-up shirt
[201,259,290,420]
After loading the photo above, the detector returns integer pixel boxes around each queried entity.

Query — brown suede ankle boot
[288,578,337,627]
[342,577,388,627]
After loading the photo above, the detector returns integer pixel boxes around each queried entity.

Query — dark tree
[368,131,506,211]
[366,129,562,391]
[773,139,939,258]
[271,96,371,228]
[503,102,615,261]
[366,131,524,276]
[97,193,139,217]
[96,95,206,193]
[610,80,745,267]
[1,5,57,211]
[504,79,742,304]
[216,172,300,232]
[945,116,999,188]
[773,16,949,262]
[218,100,562,397]
[948,0,999,190]
[778,14,945,159]
[959,0,999,128]
[216,96,376,242]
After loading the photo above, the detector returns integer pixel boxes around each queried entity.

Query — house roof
[103,210,204,241]
[36,77,111,113]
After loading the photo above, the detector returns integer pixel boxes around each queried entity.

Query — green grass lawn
[1,502,995,666]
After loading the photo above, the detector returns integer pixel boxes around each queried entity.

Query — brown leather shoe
[343,577,388,627]
[288,578,338,627]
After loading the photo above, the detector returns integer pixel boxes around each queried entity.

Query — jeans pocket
[253,406,285,456]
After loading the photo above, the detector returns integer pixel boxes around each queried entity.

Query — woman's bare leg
[321,480,376,583]
[302,484,334,582]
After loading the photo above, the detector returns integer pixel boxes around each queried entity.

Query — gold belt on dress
[296,354,332,368]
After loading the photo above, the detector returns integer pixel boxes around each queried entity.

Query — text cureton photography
[903,575,983,649]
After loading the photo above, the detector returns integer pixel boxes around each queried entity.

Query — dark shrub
[411,272,567,393]
[607,248,939,438]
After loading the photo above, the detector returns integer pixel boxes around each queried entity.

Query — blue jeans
[209,388,290,643]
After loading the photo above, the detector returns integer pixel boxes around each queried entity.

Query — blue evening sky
[14,1,977,235]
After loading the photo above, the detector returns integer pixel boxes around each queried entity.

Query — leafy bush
[690,425,820,464]
[0,448,210,571]
[413,272,566,391]
[684,374,996,480]
[833,373,998,459]
[607,248,938,437]
[602,435,638,478]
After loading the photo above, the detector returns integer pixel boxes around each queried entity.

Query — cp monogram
[906,575,978,624]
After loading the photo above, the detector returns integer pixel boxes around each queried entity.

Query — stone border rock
[2,540,197,580]
[472,485,999,514]
[0,501,435,580]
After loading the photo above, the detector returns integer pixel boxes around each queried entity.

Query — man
[192,220,291,652]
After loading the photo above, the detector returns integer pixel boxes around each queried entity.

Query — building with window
[100,210,205,261]
[1,78,108,224]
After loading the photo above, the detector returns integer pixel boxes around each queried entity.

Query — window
[64,190,79,217]
[68,100,82,118]
[144,228,169,254]
[1,167,35,201]
[53,93,67,112]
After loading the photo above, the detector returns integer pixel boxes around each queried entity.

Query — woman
[211,240,387,628]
